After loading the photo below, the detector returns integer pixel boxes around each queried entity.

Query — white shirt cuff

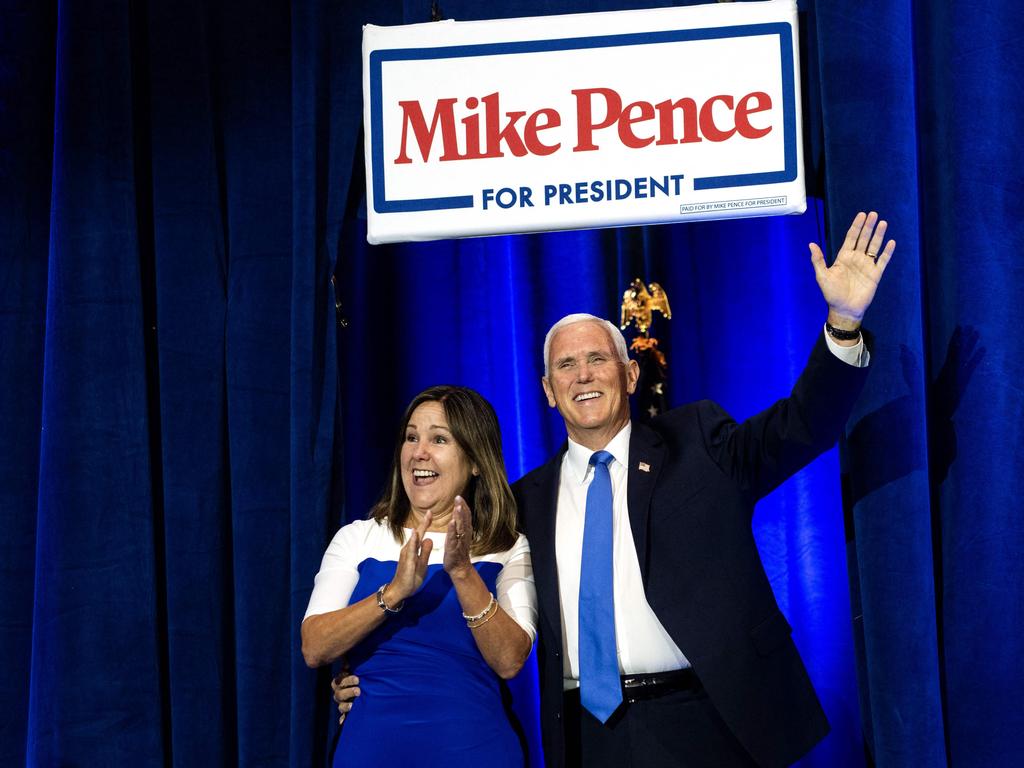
[823,325,870,367]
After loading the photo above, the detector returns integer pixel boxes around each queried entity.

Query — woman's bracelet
[463,592,496,625]
[467,601,499,629]
[376,583,403,614]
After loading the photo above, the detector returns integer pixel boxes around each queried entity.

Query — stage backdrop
[1,2,1021,768]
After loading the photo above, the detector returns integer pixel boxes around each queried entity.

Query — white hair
[542,313,630,377]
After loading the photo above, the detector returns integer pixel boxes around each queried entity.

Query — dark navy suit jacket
[513,333,869,768]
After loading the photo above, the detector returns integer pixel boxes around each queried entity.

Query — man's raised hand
[809,211,895,328]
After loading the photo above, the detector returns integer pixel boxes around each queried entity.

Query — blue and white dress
[304,518,538,768]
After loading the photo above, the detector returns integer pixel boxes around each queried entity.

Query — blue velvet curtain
[815,2,1024,765]
[1,2,1021,768]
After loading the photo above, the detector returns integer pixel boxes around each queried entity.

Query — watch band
[825,322,861,341]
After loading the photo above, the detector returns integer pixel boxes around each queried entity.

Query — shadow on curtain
[815,1,1024,766]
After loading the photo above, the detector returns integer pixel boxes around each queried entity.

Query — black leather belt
[620,668,701,703]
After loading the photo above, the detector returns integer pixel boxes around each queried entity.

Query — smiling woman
[300,386,537,768]
[375,387,521,556]
[400,401,477,524]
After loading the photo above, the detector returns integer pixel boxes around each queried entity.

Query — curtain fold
[0,3,56,766]
[148,1,236,764]
[816,1,1024,765]
[22,0,165,763]
[814,2,945,765]
[914,2,1024,760]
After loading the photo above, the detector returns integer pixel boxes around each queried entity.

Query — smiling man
[541,319,640,450]
[512,212,894,767]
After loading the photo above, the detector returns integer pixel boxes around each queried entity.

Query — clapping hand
[385,511,433,606]
[443,496,474,580]
[809,211,895,326]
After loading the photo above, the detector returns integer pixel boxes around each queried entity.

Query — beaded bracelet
[467,599,499,629]
[466,602,497,630]
[463,593,496,626]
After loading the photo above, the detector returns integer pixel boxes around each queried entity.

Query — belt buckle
[622,674,658,689]
[622,674,656,704]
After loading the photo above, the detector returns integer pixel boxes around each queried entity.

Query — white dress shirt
[556,423,689,688]
[555,330,868,687]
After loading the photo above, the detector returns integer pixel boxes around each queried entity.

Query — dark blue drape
[2,1,1021,767]
[815,2,1024,765]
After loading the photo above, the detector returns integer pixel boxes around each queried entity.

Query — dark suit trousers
[563,686,758,768]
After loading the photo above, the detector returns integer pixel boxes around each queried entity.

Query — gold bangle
[467,599,499,629]
[462,592,495,623]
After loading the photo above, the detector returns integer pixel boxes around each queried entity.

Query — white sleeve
[495,533,538,643]
[823,325,871,367]
[303,521,365,621]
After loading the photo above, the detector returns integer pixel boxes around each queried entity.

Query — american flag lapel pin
[638,461,651,473]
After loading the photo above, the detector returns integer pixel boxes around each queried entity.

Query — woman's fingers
[387,512,441,605]
[401,511,432,562]
[416,510,432,540]
[454,496,472,534]
[443,497,475,577]
[392,528,420,598]
[402,529,419,564]
[418,537,433,570]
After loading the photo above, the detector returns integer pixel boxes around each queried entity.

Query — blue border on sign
[369,22,797,213]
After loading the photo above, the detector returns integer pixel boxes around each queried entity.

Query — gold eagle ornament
[620,279,672,336]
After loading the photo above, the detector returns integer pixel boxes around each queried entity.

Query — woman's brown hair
[370,385,518,556]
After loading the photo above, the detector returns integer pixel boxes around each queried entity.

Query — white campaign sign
[362,0,804,244]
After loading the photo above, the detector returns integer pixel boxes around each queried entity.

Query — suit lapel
[627,421,665,584]
[524,447,566,643]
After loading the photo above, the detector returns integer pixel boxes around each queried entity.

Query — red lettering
[735,91,772,138]
[618,100,656,148]
[654,97,700,144]
[393,88,771,164]
[459,97,484,159]
[481,92,527,158]
[572,88,622,152]
[524,108,561,155]
[698,95,737,142]
[394,98,460,163]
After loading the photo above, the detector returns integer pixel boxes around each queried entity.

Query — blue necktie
[578,450,621,722]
